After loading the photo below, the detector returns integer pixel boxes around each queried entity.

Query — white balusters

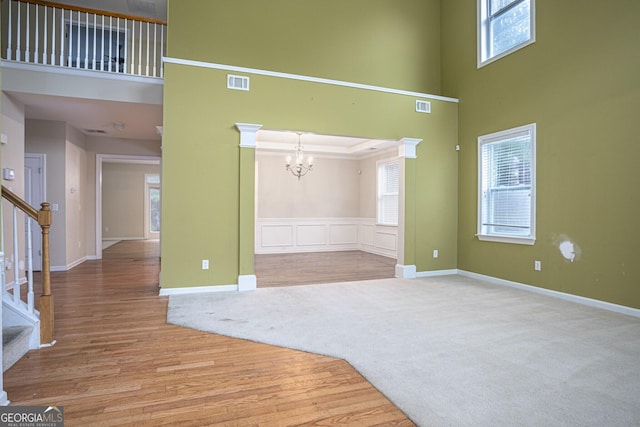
[92,15,97,70]
[130,20,136,74]
[16,2,21,61]
[108,16,113,72]
[6,0,12,60]
[138,21,142,75]
[12,207,19,306]
[3,0,166,78]
[60,8,66,67]
[25,2,30,62]
[26,218,34,314]
[42,6,47,64]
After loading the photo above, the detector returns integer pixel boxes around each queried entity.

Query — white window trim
[377,157,400,227]
[477,123,536,245]
[477,0,536,68]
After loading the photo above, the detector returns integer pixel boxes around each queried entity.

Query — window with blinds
[377,159,400,226]
[478,123,536,244]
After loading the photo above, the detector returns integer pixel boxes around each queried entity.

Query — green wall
[442,0,640,307]
[161,63,458,288]
[162,0,457,288]
[167,0,442,94]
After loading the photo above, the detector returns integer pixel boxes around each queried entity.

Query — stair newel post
[38,202,54,345]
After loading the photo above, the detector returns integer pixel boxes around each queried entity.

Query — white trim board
[456,270,640,319]
[163,56,459,104]
[159,284,238,296]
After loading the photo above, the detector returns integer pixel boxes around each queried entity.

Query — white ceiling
[9,91,163,141]
[257,129,399,159]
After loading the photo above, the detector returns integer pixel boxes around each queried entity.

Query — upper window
[478,124,536,245]
[478,0,535,67]
[377,159,399,226]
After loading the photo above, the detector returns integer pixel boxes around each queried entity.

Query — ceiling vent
[227,74,250,91]
[84,129,107,134]
[416,100,431,114]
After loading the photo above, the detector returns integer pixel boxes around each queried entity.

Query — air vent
[84,129,107,134]
[416,100,431,113]
[227,74,250,91]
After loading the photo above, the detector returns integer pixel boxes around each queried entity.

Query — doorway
[24,153,46,271]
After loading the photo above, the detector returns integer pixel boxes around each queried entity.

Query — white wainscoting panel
[360,220,398,258]
[297,224,327,246]
[256,218,397,258]
[329,224,358,246]
[260,224,294,248]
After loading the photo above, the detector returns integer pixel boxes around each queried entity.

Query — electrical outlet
[202,259,209,270]
[433,249,439,258]
[534,260,541,271]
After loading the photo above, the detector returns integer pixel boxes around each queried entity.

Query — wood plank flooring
[256,251,396,287]
[4,241,414,426]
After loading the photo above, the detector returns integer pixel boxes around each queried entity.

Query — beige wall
[25,119,68,268]
[85,136,161,157]
[1,94,26,278]
[65,125,88,264]
[257,153,360,219]
[102,162,160,239]
[257,150,400,221]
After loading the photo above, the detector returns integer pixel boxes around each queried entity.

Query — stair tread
[3,325,34,346]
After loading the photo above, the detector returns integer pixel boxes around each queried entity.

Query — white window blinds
[478,124,536,243]
[378,160,399,226]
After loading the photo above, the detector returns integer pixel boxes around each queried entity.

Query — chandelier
[285,133,313,180]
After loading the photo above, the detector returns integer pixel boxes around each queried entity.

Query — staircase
[2,325,33,372]
[0,185,54,404]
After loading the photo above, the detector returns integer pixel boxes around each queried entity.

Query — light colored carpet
[167,275,640,426]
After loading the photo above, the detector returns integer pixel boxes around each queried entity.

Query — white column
[395,137,422,279]
[235,123,262,291]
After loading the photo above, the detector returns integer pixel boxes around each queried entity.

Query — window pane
[146,175,160,184]
[491,0,531,57]
[490,0,520,15]
[377,160,399,226]
[479,125,534,240]
[149,188,160,233]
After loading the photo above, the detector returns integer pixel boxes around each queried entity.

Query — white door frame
[95,154,161,259]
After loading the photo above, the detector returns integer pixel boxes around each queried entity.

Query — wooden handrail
[1,185,38,219]
[3,0,167,25]
[1,185,54,345]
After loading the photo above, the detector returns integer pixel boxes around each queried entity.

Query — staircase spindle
[12,207,20,305]
[26,218,34,313]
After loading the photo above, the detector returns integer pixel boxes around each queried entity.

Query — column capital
[398,137,422,159]
[235,123,263,148]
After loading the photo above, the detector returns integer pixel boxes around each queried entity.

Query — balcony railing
[1,0,166,78]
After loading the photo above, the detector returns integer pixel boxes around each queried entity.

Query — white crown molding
[163,56,459,103]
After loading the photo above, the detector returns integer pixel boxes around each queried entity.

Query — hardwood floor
[4,240,414,426]
[256,251,397,287]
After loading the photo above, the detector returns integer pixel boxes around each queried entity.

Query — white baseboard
[238,275,257,291]
[458,270,640,319]
[416,269,459,277]
[51,255,92,272]
[159,284,238,296]
[395,264,417,279]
